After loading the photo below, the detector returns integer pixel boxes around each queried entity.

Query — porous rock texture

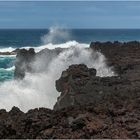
[1,101,140,139]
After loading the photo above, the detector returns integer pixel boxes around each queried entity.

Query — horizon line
[1,0,140,1]
[0,28,140,30]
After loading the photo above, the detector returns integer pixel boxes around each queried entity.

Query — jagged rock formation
[54,64,97,110]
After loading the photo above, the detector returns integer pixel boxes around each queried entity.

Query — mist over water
[0,26,115,112]
[41,26,71,44]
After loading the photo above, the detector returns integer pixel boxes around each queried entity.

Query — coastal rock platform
[1,41,140,138]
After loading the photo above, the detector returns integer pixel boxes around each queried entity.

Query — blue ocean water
[0,29,140,81]
[0,29,140,47]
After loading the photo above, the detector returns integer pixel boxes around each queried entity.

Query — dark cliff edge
[1,41,140,138]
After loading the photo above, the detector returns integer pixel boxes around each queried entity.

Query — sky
[0,1,140,29]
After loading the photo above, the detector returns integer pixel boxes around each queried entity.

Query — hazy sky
[0,1,140,29]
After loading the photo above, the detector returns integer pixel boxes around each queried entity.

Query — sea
[0,28,140,111]
[1,28,140,82]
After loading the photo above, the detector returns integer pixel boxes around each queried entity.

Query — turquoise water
[0,56,15,82]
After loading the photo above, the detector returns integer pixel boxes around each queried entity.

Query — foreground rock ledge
[1,100,140,139]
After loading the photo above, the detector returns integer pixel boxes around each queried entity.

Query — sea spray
[0,42,114,112]
[0,26,115,112]
[41,25,71,44]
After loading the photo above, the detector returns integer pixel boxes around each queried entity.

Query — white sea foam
[22,40,89,52]
[0,47,16,53]
[5,66,15,71]
[0,55,16,58]
[0,66,15,71]
[0,41,88,53]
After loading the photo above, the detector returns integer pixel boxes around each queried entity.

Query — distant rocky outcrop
[0,52,15,55]
[0,48,19,55]
[90,41,140,76]
[14,48,35,79]
[14,47,64,78]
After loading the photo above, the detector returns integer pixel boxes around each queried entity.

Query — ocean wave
[5,66,15,71]
[0,26,87,53]
[0,40,89,53]
[0,47,16,53]
[0,66,15,71]
[0,55,16,57]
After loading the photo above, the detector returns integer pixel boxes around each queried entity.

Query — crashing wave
[0,41,114,112]
[0,26,115,112]
[0,40,88,54]
[0,67,15,72]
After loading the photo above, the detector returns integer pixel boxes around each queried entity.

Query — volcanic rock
[14,48,35,79]
[90,41,140,76]
[5,41,140,138]
[54,63,133,110]
[0,101,140,138]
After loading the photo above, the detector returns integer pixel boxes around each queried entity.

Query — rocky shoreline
[1,41,140,138]
[0,49,19,55]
